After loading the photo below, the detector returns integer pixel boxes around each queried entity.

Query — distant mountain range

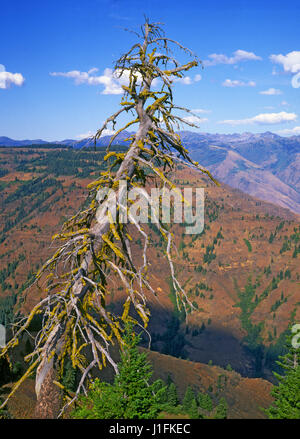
[0,136,76,147]
[179,131,300,214]
[0,134,131,148]
[1,131,300,214]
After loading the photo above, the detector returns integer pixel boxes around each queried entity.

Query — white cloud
[277,126,300,135]
[76,131,94,140]
[102,128,116,136]
[204,49,262,66]
[281,101,288,106]
[183,115,208,124]
[0,64,25,89]
[270,51,300,73]
[170,73,201,85]
[76,128,115,139]
[50,67,125,94]
[259,88,282,95]
[220,111,297,126]
[192,108,211,114]
[171,75,192,85]
[51,66,198,94]
[222,79,256,87]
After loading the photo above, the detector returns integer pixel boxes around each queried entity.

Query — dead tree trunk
[33,106,153,416]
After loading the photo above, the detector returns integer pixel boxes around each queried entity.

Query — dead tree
[0,19,217,418]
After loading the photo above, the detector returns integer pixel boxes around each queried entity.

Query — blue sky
[1,0,300,140]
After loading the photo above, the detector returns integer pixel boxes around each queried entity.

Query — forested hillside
[0,146,299,417]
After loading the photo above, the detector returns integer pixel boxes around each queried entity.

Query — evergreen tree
[166,374,173,386]
[152,379,168,405]
[292,246,297,258]
[188,398,200,419]
[62,359,77,392]
[267,367,300,418]
[183,385,195,412]
[115,324,162,419]
[71,380,124,419]
[198,391,213,412]
[266,326,300,419]
[166,382,179,407]
[72,323,163,419]
[214,397,227,419]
